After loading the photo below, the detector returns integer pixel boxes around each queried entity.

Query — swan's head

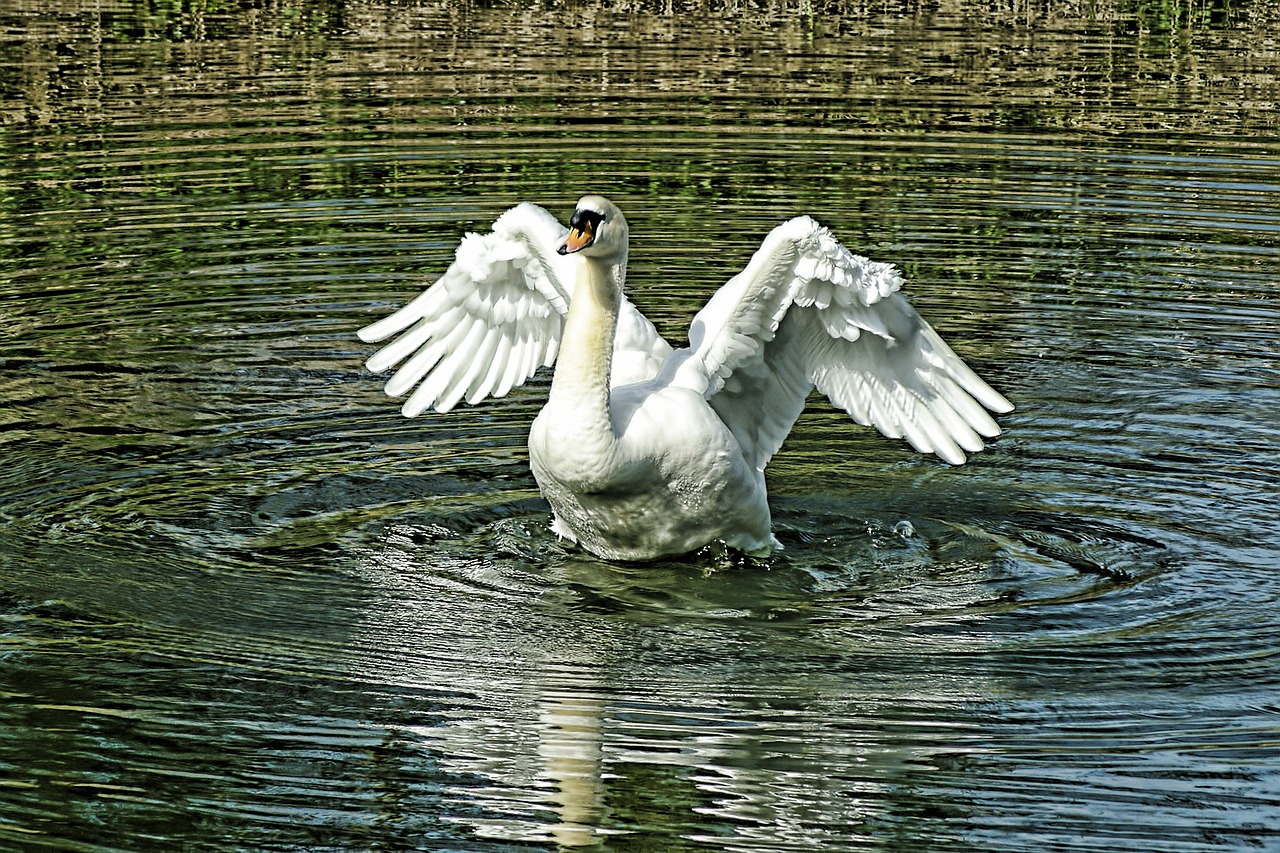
[557,195,627,261]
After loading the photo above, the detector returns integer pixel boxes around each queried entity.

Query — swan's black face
[558,207,604,255]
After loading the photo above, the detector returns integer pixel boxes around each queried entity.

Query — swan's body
[359,196,1012,561]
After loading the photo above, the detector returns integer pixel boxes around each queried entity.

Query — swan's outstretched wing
[358,202,670,416]
[683,216,1013,468]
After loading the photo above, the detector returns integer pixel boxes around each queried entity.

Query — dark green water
[2,1,1279,850]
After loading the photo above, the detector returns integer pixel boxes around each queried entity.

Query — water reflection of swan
[359,195,1012,561]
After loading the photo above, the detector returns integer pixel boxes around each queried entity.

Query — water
[2,1,1279,850]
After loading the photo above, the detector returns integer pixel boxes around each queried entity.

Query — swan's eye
[569,208,604,234]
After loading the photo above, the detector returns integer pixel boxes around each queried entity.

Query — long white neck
[547,254,623,442]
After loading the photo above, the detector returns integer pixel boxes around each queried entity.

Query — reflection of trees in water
[3,0,1277,136]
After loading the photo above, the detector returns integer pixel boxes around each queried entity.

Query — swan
[358,195,1013,561]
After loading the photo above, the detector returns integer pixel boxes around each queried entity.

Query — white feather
[359,198,1012,560]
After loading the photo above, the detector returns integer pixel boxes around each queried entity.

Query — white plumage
[359,195,1013,561]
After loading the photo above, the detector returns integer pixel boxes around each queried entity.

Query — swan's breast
[529,384,773,560]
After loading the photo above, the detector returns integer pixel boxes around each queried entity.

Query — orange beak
[558,223,595,255]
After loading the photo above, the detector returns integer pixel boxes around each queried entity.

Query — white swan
[358,195,1013,561]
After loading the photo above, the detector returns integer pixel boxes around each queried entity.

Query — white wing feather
[685,216,1013,468]
[358,202,670,417]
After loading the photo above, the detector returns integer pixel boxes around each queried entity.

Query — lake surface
[2,0,1279,850]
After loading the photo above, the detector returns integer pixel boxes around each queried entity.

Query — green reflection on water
[2,1,1279,851]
